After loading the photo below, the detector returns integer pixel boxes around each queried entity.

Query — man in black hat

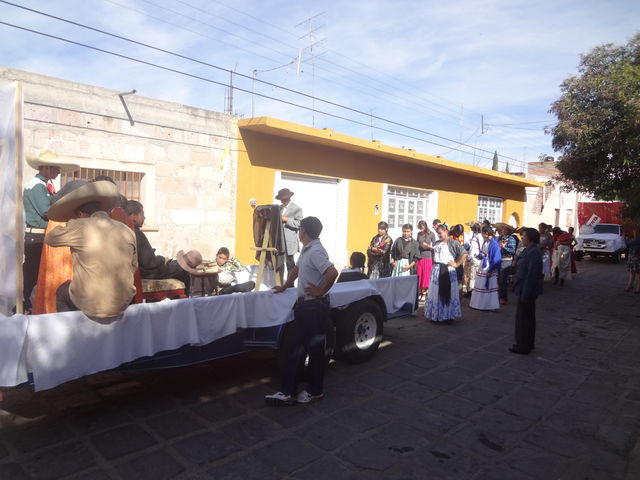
[276,188,303,279]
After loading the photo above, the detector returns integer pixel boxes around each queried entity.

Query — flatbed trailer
[0,276,417,392]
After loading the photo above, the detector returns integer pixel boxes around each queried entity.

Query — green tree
[549,33,640,219]
[491,151,499,170]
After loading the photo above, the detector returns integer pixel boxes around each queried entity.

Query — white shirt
[296,238,333,299]
[433,240,455,266]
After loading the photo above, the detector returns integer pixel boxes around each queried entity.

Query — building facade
[525,159,581,231]
[3,67,541,269]
[1,67,236,260]
[236,118,540,267]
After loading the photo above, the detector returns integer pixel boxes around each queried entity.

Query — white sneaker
[265,391,295,406]
[296,390,324,404]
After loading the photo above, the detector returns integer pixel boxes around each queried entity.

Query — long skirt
[469,271,499,310]
[392,258,411,277]
[32,221,73,314]
[463,258,481,293]
[368,259,391,279]
[416,258,433,289]
[542,251,552,280]
[424,264,461,322]
[553,245,572,280]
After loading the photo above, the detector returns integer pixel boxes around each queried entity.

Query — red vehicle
[576,201,636,262]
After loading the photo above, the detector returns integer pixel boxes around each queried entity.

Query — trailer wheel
[278,319,335,378]
[335,298,384,364]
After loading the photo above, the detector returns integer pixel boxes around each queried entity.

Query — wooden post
[253,219,271,291]
[14,82,24,314]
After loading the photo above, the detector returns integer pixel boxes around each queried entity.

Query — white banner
[0,82,23,315]
[586,213,602,227]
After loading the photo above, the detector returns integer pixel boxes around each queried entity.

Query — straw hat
[26,149,80,172]
[46,181,120,222]
[493,222,516,234]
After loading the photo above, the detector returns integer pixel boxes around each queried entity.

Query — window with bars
[477,195,503,224]
[385,185,430,229]
[61,168,144,201]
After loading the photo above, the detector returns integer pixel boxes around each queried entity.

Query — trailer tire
[335,298,384,364]
[278,318,335,379]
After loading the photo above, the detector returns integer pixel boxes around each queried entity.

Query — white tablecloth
[0,275,416,391]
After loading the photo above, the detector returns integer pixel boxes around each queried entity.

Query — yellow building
[236,117,542,267]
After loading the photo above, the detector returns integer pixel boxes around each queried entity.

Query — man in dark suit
[276,188,303,279]
[510,227,543,354]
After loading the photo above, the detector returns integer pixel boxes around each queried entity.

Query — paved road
[1,259,639,479]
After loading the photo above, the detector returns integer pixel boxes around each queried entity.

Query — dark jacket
[134,227,172,278]
[513,245,543,301]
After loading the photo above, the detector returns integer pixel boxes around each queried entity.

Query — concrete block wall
[1,67,237,261]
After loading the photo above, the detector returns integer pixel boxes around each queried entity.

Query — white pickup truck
[575,223,626,263]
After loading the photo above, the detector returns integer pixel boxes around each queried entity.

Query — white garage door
[275,172,348,267]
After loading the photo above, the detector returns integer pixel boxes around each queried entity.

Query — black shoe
[509,345,530,355]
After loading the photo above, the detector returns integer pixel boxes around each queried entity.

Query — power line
[195,0,485,122]
[105,0,470,127]
[0,19,497,161]
[0,1,524,165]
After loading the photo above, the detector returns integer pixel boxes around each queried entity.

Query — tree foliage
[549,33,640,219]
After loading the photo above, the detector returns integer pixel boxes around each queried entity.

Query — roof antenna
[118,90,137,126]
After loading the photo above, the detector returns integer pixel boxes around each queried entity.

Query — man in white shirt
[265,216,338,406]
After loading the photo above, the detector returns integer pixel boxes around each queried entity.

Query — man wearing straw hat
[44,181,138,322]
[22,149,78,311]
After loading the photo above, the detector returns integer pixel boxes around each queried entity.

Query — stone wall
[0,67,237,260]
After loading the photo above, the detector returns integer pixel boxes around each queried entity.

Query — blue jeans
[281,298,330,396]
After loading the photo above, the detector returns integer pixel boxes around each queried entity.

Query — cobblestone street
[1,259,639,479]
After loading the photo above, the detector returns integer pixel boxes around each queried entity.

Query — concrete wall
[0,67,237,260]
[525,161,579,230]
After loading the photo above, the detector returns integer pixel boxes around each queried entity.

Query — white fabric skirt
[392,258,411,277]
[470,271,499,310]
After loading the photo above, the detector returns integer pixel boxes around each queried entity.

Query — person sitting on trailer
[124,200,195,294]
[214,247,255,295]
[44,181,138,322]
[337,252,368,283]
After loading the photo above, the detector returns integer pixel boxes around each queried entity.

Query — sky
[1,0,639,172]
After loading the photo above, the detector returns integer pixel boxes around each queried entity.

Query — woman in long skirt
[391,224,419,277]
[552,231,573,285]
[366,221,393,279]
[424,224,468,322]
[470,225,501,310]
[463,222,483,296]
[416,220,435,300]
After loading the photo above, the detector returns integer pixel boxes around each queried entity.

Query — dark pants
[285,255,296,277]
[23,232,45,310]
[219,281,256,295]
[56,280,78,313]
[143,260,191,293]
[281,298,330,396]
[514,297,536,352]
[498,265,511,301]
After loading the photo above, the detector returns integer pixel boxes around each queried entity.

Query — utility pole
[297,12,326,127]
